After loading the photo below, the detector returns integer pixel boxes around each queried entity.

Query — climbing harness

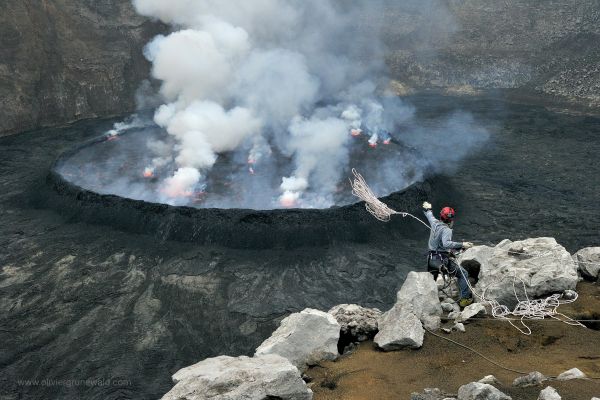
[350,169,595,335]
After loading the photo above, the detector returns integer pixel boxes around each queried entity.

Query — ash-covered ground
[1,94,599,400]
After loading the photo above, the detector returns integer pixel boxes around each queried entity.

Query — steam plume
[132,0,414,206]
[78,0,491,209]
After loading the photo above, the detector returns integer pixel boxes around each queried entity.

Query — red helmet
[440,206,455,222]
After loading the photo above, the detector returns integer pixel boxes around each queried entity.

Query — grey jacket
[424,210,463,252]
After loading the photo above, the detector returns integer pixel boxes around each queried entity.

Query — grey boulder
[162,354,312,400]
[478,375,500,385]
[255,308,340,370]
[328,303,381,341]
[457,382,511,400]
[465,238,577,307]
[537,386,561,400]
[556,367,586,380]
[513,371,547,387]
[397,271,443,330]
[573,247,600,280]
[374,304,424,350]
[456,303,487,323]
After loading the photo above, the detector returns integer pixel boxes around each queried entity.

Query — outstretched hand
[462,242,474,249]
[422,201,432,210]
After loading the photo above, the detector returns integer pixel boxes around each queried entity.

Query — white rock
[471,238,578,307]
[374,304,424,350]
[537,386,561,400]
[478,375,500,385]
[442,303,456,312]
[328,304,381,341]
[255,308,339,370]
[573,247,600,280]
[162,354,312,400]
[397,271,443,330]
[556,367,586,380]
[453,322,465,332]
[457,382,511,400]
[456,303,487,323]
[448,311,461,320]
[513,371,547,387]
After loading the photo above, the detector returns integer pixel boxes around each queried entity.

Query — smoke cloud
[57,1,488,209]
[131,0,426,207]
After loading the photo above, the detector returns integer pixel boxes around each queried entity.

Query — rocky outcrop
[396,271,443,330]
[328,304,381,342]
[255,308,340,370]
[538,386,561,400]
[374,305,424,350]
[573,247,600,280]
[374,271,442,350]
[0,0,164,135]
[457,382,511,400]
[161,354,312,400]
[460,238,578,307]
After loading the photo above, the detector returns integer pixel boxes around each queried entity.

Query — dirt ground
[308,282,600,400]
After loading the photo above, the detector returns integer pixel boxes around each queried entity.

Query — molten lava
[368,133,378,148]
[279,191,299,208]
[350,128,362,137]
[143,168,154,178]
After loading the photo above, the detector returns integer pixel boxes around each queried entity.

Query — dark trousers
[427,253,472,299]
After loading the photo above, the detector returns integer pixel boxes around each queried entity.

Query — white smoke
[110,0,490,209]
[132,0,408,207]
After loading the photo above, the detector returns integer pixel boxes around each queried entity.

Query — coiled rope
[350,169,430,229]
[350,169,592,335]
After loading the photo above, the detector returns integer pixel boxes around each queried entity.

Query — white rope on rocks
[466,271,583,335]
[350,169,591,335]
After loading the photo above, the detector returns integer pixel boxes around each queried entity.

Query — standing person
[422,201,474,308]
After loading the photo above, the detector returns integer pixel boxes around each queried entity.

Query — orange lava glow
[383,139,391,145]
[369,142,377,148]
[143,170,154,178]
[280,198,296,208]
[350,129,362,137]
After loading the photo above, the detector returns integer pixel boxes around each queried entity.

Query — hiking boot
[459,297,473,308]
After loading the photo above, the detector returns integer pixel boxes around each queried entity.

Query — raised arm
[422,201,436,225]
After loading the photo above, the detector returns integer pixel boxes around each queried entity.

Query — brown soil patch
[309,282,600,400]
